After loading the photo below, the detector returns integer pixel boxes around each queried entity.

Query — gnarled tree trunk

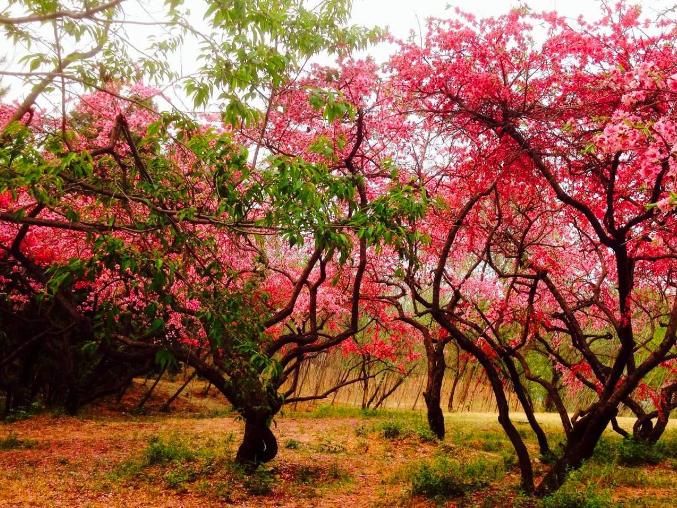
[423,342,447,440]
[236,412,279,466]
[536,405,617,495]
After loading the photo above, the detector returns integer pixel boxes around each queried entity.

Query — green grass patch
[144,435,200,465]
[293,464,322,485]
[316,438,346,453]
[592,436,667,467]
[108,433,229,487]
[378,418,409,440]
[287,404,405,420]
[412,421,438,443]
[0,432,37,451]
[284,438,301,449]
[244,468,275,495]
[371,415,441,443]
[617,438,662,466]
[409,455,505,502]
[540,483,618,508]
[192,408,235,419]
[655,430,677,459]
[165,469,199,490]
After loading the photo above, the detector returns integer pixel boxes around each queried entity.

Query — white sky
[344,0,676,68]
[351,0,675,36]
[3,0,676,107]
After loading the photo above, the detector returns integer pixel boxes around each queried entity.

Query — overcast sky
[346,0,676,63]
[351,0,675,37]
[3,0,676,106]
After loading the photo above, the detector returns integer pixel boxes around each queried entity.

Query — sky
[342,0,677,69]
[351,0,675,38]
[2,0,676,107]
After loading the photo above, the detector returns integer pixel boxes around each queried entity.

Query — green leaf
[155,349,174,369]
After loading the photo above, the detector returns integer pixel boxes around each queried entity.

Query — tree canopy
[2,0,677,496]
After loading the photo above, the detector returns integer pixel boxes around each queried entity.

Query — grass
[540,468,620,508]
[409,455,505,502]
[284,438,301,449]
[293,464,323,484]
[286,403,408,420]
[543,432,677,508]
[337,412,443,443]
[0,432,37,451]
[655,431,677,459]
[316,437,346,453]
[618,438,662,466]
[108,433,230,488]
[1,388,676,508]
[0,433,22,451]
[592,433,677,467]
[192,408,234,419]
[378,418,408,439]
[413,421,439,442]
[104,429,356,500]
[244,469,275,495]
[372,416,439,442]
[144,435,200,465]
[540,487,617,508]
[1,402,44,423]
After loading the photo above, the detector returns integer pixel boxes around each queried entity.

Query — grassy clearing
[1,392,675,507]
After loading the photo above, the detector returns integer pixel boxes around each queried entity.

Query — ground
[0,380,676,507]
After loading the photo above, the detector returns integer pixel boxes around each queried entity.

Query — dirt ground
[0,380,675,507]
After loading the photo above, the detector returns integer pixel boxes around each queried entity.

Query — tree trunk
[161,370,197,412]
[633,414,654,441]
[137,365,166,410]
[374,369,411,410]
[366,370,387,409]
[635,384,677,444]
[2,387,12,419]
[411,377,423,410]
[361,357,370,409]
[458,362,478,411]
[610,416,629,438]
[117,378,133,403]
[235,414,278,467]
[505,357,551,457]
[536,406,616,495]
[169,348,281,468]
[423,344,446,440]
[647,413,670,444]
[543,369,561,413]
[447,352,467,412]
[443,324,534,493]
[496,393,534,493]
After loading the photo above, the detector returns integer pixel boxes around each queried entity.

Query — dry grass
[0,380,675,507]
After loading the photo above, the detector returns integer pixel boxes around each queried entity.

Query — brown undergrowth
[0,379,675,507]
